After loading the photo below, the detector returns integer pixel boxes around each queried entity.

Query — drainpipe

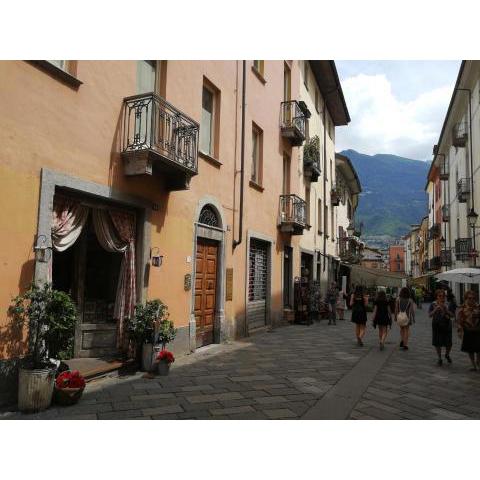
[322,97,327,273]
[233,60,246,249]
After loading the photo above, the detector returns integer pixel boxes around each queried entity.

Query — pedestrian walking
[456,290,480,371]
[372,290,392,350]
[428,289,453,366]
[350,285,368,346]
[394,287,415,350]
[326,281,338,325]
[336,288,347,320]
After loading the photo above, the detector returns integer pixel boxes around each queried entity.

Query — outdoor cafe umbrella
[436,268,480,284]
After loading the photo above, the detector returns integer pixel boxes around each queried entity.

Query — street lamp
[467,208,478,229]
[347,222,355,237]
[467,208,478,267]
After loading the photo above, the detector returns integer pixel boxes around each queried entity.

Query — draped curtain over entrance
[52,197,89,252]
[50,195,137,351]
[92,209,136,347]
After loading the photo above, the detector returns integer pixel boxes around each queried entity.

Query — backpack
[396,300,410,327]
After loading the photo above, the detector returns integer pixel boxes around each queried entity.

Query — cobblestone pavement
[3,305,480,420]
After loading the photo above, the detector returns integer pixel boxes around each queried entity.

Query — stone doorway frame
[189,196,227,352]
[34,168,153,352]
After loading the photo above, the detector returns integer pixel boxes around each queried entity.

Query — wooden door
[194,238,218,347]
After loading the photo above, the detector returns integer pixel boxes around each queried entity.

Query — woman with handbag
[456,290,480,371]
[428,289,453,366]
[395,287,415,350]
[372,290,392,350]
[350,285,368,346]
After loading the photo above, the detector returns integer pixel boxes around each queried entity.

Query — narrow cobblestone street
[4,305,480,420]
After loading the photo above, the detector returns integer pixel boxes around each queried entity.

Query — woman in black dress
[428,289,453,366]
[372,290,392,350]
[350,285,368,346]
[457,290,480,371]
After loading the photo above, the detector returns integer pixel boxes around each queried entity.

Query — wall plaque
[226,268,233,301]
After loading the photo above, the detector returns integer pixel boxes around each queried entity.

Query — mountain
[339,149,430,238]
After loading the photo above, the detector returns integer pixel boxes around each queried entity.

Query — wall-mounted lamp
[34,235,52,263]
[151,247,163,267]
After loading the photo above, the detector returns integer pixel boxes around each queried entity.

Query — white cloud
[336,73,454,160]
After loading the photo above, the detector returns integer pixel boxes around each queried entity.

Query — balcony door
[137,60,156,94]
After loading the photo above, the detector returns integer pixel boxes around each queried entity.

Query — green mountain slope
[339,149,430,237]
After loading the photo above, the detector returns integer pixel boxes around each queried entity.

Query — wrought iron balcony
[121,92,199,190]
[278,194,307,235]
[280,100,309,147]
[439,158,449,181]
[428,223,441,240]
[452,121,468,148]
[442,205,450,222]
[331,184,343,206]
[303,136,321,182]
[429,256,441,271]
[457,178,470,203]
[422,259,429,273]
[440,249,452,267]
[455,237,473,261]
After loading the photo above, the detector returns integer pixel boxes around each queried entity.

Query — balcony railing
[442,205,450,222]
[440,249,452,267]
[455,237,473,261]
[429,256,441,271]
[331,184,344,206]
[439,158,449,180]
[303,136,321,182]
[122,92,199,190]
[457,178,470,203]
[428,223,441,240]
[452,121,468,148]
[278,194,307,235]
[280,100,308,146]
[422,259,429,273]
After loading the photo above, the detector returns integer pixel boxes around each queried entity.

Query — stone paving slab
[3,304,480,420]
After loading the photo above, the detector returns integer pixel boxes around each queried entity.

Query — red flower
[156,350,175,364]
[56,370,86,389]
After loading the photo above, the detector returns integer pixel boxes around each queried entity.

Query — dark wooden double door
[194,238,218,348]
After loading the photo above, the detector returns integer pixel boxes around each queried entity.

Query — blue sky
[335,61,461,160]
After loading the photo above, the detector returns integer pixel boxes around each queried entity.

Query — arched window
[199,205,219,227]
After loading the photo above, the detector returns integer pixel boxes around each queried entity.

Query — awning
[349,264,406,288]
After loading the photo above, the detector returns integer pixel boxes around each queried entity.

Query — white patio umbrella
[436,268,480,284]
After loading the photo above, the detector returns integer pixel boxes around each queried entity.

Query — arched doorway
[193,203,226,348]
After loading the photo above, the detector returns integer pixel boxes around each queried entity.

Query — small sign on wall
[226,268,233,301]
[184,273,192,291]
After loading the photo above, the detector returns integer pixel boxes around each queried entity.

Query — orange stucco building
[389,244,405,273]
[0,60,349,403]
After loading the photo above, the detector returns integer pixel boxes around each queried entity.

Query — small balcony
[331,185,343,206]
[440,249,452,267]
[439,158,449,181]
[457,178,470,203]
[429,256,441,271]
[442,205,450,222]
[278,194,307,235]
[303,136,321,182]
[452,121,468,148]
[455,237,473,261]
[422,259,429,273]
[121,92,199,191]
[428,223,441,240]
[280,100,309,147]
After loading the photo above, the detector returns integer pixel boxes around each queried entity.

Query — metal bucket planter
[18,367,55,413]
[157,360,171,376]
[142,344,162,372]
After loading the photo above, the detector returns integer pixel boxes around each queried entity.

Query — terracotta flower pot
[53,385,85,406]
[157,360,171,376]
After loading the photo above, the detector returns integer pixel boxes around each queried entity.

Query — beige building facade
[0,60,350,404]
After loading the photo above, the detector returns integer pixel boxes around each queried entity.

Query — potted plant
[53,370,86,406]
[127,299,169,372]
[156,317,177,351]
[9,283,77,412]
[156,350,175,376]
